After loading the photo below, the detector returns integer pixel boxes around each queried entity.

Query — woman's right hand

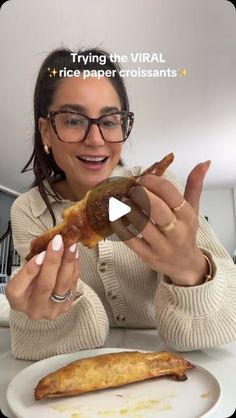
[6,235,80,320]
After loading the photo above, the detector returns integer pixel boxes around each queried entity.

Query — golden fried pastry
[34,350,194,400]
[26,153,174,260]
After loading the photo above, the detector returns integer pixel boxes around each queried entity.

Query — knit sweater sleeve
[9,192,109,360]
[155,171,236,351]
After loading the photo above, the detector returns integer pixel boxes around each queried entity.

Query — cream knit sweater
[10,165,236,360]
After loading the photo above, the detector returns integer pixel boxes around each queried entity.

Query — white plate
[7,348,221,418]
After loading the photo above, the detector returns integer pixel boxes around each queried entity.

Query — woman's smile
[76,153,110,170]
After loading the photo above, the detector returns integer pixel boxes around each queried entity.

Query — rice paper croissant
[34,350,193,400]
[26,153,174,260]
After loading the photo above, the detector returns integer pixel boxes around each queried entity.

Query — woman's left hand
[112,161,211,286]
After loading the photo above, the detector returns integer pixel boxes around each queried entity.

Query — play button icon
[85,176,151,242]
[109,197,131,222]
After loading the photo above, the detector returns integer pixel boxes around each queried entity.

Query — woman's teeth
[78,156,108,163]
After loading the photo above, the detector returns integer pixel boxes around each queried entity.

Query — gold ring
[159,212,176,232]
[173,199,186,212]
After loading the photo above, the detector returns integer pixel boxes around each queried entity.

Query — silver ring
[50,289,74,303]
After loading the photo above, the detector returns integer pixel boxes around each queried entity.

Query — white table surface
[0,326,235,418]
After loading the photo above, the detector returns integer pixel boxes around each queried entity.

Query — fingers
[70,254,80,291]
[111,197,168,257]
[5,251,46,310]
[59,251,80,314]
[135,175,186,212]
[184,161,211,213]
[31,237,80,313]
[111,216,136,242]
[128,183,190,238]
[111,217,152,263]
[131,162,210,222]
[7,234,80,320]
[122,196,167,242]
[128,186,174,227]
[52,243,79,296]
[31,234,64,306]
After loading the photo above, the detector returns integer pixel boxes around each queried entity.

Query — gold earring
[44,144,50,155]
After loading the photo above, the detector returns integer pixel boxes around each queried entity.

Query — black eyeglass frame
[46,110,134,144]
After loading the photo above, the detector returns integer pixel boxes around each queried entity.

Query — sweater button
[98,262,107,272]
[116,314,126,322]
[107,291,117,300]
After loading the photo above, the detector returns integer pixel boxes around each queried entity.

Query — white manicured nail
[35,251,46,265]
[52,234,63,251]
[69,243,77,253]
[75,247,80,259]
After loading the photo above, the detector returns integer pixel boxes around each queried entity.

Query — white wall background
[201,189,236,254]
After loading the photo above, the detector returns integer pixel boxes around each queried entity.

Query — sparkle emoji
[179,68,187,77]
[48,67,58,77]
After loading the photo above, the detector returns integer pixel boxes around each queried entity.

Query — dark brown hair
[22,48,130,225]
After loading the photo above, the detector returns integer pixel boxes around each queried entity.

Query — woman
[6,48,236,360]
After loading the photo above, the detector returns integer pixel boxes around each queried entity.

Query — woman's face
[39,76,123,191]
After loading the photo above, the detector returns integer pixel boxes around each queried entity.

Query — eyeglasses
[46,110,134,143]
